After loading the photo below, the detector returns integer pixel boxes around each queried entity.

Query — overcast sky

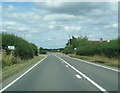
[2,2,118,48]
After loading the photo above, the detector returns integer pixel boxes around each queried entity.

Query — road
[1,53,119,93]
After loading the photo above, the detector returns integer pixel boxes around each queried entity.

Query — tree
[63,36,88,54]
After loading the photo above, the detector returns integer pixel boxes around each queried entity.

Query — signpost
[8,46,15,50]
[8,46,15,56]
[74,48,76,50]
[74,48,77,54]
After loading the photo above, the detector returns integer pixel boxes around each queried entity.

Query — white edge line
[66,55,120,72]
[0,55,48,93]
[75,74,82,79]
[55,55,109,93]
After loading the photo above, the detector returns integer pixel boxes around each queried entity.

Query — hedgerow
[64,36,119,58]
[2,33,38,59]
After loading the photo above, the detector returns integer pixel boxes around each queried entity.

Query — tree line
[39,47,63,54]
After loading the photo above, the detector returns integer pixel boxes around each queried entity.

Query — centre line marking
[55,54,109,93]
[76,74,82,79]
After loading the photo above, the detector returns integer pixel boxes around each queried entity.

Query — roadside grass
[67,54,119,68]
[0,51,2,82]
[2,55,44,80]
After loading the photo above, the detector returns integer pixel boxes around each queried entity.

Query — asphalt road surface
[1,53,119,93]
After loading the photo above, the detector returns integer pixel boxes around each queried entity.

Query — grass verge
[0,51,2,83]
[68,54,119,68]
[2,55,44,80]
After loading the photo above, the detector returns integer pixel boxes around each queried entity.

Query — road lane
[56,54,119,92]
[3,54,100,91]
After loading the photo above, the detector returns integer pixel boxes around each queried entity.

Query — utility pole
[38,49,39,56]
[69,35,71,46]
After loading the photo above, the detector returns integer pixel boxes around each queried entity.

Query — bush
[2,52,22,68]
[76,39,119,57]
[64,36,119,58]
[64,45,74,54]
[2,33,38,59]
[39,50,47,54]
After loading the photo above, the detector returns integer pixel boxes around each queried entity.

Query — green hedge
[76,39,119,57]
[64,36,119,58]
[39,50,47,54]
[2,33,38,59]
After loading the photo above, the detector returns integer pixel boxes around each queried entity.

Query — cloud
[112,23,118,28]
[44,14,76,21]
[8,5,17,11]
[35,2,109,15]
[3,4,17,13]
[104,23,118,29]
[2,2,118,48]
[48,25,54,29]
[3,21,16,25]
[2,20,39,34]
[64,26,81,31]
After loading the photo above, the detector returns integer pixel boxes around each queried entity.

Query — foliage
[2,33,38,59]
[64,36,119,58]
[2,52,22,68]
[45,48,64,52]
[64,36,88,54]
[76,39,118,57]
[0,33,2,49]
[39,47,64,53]
[63,45,74,54]
[39,50,47,54]
[39,47,47,54]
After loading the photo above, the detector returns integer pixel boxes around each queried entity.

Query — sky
[2,1,118,49]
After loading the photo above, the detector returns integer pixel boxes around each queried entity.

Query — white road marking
[0,55,48,93]
[66,55,120,72]
[75,74,82,79]
[65,65,69,67]
[55,55,109,93]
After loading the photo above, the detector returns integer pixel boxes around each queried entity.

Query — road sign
[74,48,76,50]
[8,46,15,50]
